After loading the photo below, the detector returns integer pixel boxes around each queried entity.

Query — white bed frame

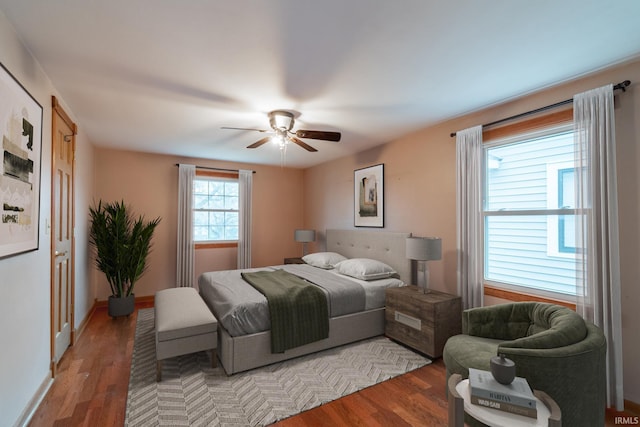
[217,229,411,375]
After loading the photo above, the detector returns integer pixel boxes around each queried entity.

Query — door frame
[50,96,77,376]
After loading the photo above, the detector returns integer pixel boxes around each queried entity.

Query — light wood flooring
[27,303,636,426]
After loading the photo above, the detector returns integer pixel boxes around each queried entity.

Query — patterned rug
[125,308,430,426]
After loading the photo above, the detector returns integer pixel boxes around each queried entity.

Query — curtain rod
[449,79,631,137]
[174,164,256,173]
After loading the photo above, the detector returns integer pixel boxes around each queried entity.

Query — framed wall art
[354,163,384,227]
[0,62,43,259]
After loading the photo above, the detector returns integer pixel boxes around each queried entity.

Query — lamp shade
[294,229,316,243]
[406,237,442,261]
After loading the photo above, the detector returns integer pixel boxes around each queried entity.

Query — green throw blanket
[241,269,329,353]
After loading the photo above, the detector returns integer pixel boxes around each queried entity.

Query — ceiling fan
[221,110,341,152]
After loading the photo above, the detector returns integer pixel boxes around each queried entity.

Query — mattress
[198,263,404,337]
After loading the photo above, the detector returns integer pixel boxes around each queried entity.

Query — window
[483,123,579,298]
[557,167,578,253]
[193,176,239,242]
[544,160,583,258]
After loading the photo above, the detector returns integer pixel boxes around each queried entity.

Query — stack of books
[468,368,537,419]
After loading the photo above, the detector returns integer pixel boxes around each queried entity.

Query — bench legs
[156,349,218,381]
[211,349,217,368]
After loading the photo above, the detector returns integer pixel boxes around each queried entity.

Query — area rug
[125,308,430,426]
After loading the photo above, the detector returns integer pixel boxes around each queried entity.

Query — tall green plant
[88,200,161,297]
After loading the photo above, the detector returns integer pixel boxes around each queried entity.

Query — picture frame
[354,163,384,227]
[0,62,43,259]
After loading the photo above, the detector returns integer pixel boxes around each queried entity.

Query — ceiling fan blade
[295,130,341,142]
[288,136,318,152]
[222,126,270,133]
[246,136,271,149]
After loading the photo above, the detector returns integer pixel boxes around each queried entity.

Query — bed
[197,229,412,375]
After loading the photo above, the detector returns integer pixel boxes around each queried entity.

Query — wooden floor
[28,303,636,426]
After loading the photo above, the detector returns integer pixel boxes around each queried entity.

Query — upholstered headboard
[326,229,412,284]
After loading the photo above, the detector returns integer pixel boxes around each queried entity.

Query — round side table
[447,374,561,427]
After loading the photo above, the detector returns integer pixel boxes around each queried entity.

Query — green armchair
[443,302,606,427]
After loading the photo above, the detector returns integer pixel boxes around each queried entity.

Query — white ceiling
[2,0,640,168]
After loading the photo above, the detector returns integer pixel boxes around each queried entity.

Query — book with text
[470,394,538,419]
[468,368,537,410]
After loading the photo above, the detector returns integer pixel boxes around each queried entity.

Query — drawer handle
[395,311,422,330]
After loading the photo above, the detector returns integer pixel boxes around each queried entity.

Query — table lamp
[406,237,442,293]
[294,229,316,256]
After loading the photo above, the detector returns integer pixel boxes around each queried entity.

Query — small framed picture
[354,164,384,227]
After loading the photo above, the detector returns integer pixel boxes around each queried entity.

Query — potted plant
[89,200,161,317]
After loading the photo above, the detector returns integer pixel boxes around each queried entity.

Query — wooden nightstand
[385,286,462,358]
[284,257,305,264]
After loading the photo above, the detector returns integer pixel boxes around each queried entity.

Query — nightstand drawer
[385,286,461,358]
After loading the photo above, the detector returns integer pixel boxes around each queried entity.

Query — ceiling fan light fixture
[271,131,288,149]
[269,110,294,131]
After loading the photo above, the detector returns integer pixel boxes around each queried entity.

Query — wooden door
[50,96,76,374]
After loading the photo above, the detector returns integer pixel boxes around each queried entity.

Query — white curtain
[176,164,196,287]
[237,170,253,269]
[574,84,624,410]
[456,125,484,310]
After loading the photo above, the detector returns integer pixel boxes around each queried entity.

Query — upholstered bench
[155,287,218,381]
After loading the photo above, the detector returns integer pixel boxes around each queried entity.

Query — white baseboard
[13,373,53,427]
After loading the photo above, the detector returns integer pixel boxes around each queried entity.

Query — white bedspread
[198,264,404,337]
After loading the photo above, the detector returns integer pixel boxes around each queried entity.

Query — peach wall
[304,58,640,404]
[304,138,456,291]
[93,147,305,300]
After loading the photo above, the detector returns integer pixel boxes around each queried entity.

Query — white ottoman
[154,287,218,381]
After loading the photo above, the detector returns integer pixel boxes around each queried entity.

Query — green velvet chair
[443,302,606,427]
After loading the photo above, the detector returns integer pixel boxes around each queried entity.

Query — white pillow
[302,252,348,269]
[334,258,397,281]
